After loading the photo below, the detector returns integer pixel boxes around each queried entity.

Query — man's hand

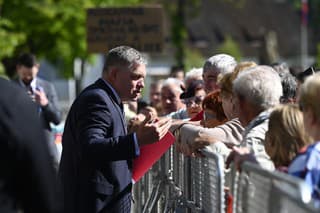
[34,89,49,107]
[226,146,257,171]
[128,113,146,133]
[27,90,36,102]
[136,113,172,146]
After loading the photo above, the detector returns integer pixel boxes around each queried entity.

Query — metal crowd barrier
[133,146,320,213]
[271,182,320,213]
[133,146,225,213]
[194,147,225,213]
[230,161,312,213]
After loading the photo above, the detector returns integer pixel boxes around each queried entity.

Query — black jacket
[0,78,58,213]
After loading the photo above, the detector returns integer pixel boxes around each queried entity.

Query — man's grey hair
[233,65,283,110]
[103,46,147,72]
[203,54,237,75]
[185,67,203,82]
[162,77,184,94]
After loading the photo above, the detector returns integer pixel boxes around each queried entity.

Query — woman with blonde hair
[265,104,311,170]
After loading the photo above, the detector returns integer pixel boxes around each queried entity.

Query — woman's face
[185,89,206,118]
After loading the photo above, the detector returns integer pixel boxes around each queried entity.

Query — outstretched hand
[136,113,172,146]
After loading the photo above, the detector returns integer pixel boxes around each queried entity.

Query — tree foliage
[0,0,146,78]
[147,0,201,70]
[184,47,205,72]
[0,18,26,77]
[216,35,242,61]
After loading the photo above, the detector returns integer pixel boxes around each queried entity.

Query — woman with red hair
[201,90,227,128]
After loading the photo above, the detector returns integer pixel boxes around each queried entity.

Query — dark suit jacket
[12,77,62,131]
[59,78,139,213]
[0,78,58,213]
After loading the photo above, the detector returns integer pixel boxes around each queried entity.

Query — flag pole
[301,0,309,69]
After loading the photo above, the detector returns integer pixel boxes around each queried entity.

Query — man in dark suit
[0,77,58,213]
[59,46,172,213]
[13,53,62,168]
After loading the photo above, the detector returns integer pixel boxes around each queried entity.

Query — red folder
[132,132,175,183]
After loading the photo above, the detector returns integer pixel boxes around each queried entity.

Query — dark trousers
[100,193,131,213]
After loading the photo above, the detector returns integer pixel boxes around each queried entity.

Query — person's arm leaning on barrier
[174,118,243,157]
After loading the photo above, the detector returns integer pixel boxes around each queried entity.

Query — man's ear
[237,96,245,108]
[108,67,118,82]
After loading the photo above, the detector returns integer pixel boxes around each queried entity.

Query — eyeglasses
[183,96,204,107]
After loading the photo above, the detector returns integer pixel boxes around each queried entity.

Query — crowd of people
[1,46,320,212]
[128,50,320,204]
